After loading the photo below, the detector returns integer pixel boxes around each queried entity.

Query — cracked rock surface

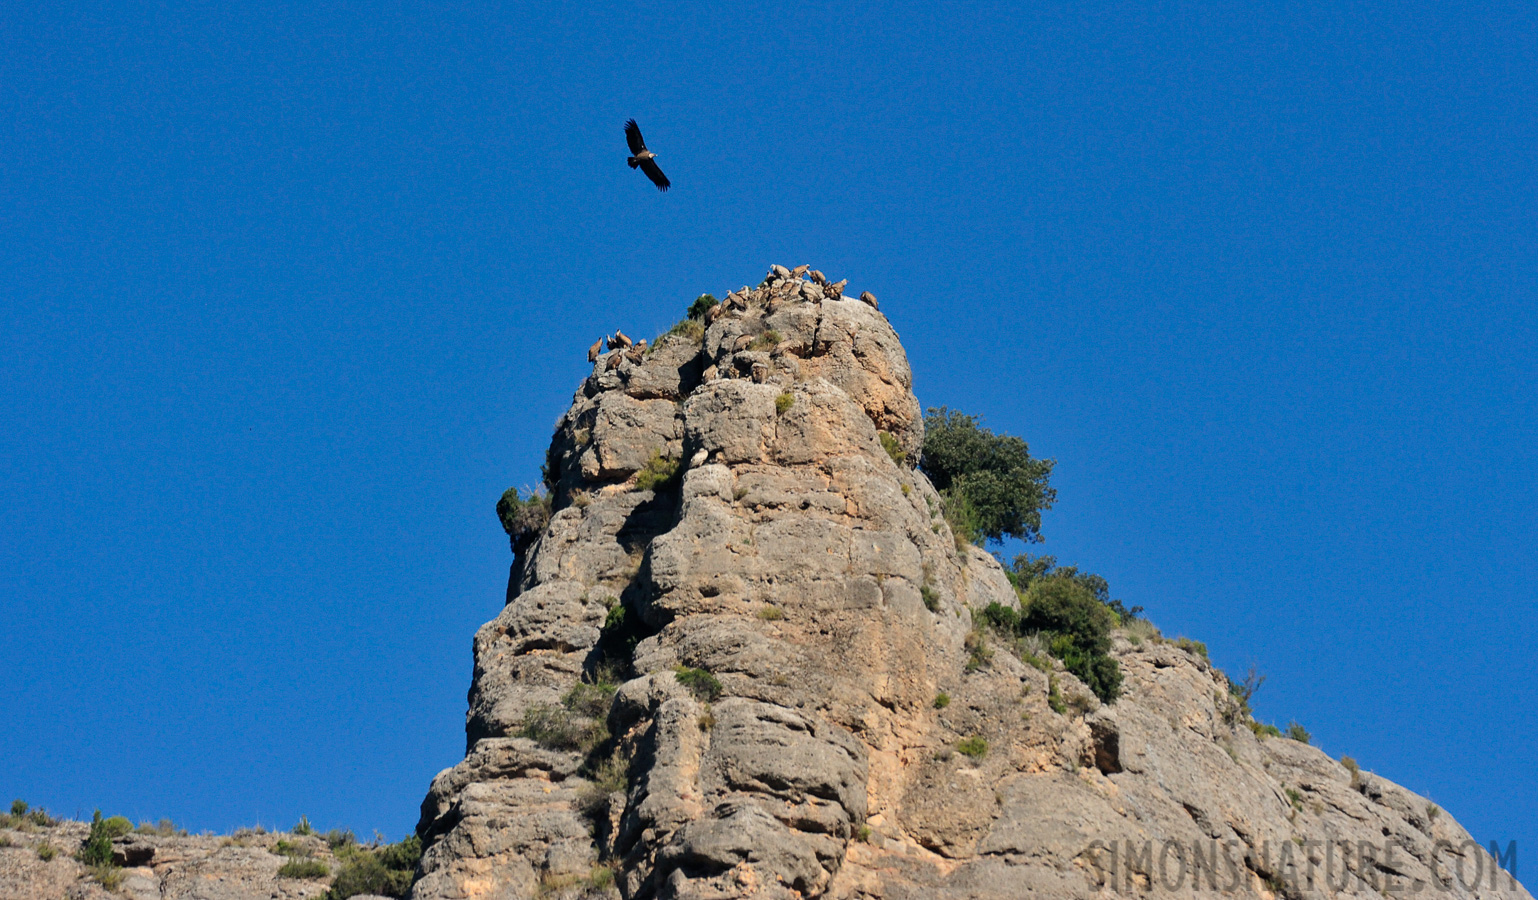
[412,267,1531,900]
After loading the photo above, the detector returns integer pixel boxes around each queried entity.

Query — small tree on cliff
[920,408,1056,546]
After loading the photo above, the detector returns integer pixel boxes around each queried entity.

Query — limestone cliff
[412,266,1530,900]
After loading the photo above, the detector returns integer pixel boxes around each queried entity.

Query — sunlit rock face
[411,267,1531,900]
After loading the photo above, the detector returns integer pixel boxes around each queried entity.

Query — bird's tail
[627,156,639,169]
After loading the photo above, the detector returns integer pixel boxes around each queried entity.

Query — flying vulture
[624,119,670,192]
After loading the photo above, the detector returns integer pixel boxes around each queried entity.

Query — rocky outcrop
[413,266,1530,900]
[0,822,340,900]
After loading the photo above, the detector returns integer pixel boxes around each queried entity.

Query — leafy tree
[496,487,550,555]
[920,408,1055,546]
[1009,554,1143,623]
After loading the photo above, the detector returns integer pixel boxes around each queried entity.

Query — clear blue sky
[2,0,1533,857]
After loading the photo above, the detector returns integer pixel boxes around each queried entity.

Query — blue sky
[2,0,1533,857]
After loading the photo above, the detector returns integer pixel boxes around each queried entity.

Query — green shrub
[748,329,782,351]
[919,408,1055,546]
[278,858,330,879]
[634,452,681,492]
[687,293,718,320]
[758,605,784,621]
[878,432,906,466]
[1286,721,1311,744]
[101,816,133,839]
[496,488,551,553]
[1250,721,1282,739]
[957,736,988,759]
[562,679,617,718]
[1021,577,1121,702]
[323,835,420,899]
[933,692,950,709]
[78,810,116,868]
[1340,756,1362,787]
[36,843,56,861]
[775,392,794,414]
[675,666,722,702]
[324,829,357,851]
[920,584,939,611]
[9,800,26,818]
[854,824,873,843]
[1285,788,1303,811]
[1174,637,1208,660]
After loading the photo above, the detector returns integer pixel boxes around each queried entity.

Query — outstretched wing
[638,157,670,191]
[624,119,646,155]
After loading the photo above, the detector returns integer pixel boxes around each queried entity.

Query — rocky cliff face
[412,266,1530,900]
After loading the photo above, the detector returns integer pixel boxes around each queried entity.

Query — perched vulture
[588,337,605,363]
[624,119,670,192]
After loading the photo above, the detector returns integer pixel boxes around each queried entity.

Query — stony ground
[0,820,360,900]
[409,265,1535,899]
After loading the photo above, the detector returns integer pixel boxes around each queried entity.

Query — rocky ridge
[414,264,1529,900]
[0,820,352,900]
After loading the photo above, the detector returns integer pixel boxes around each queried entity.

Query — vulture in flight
[624,119,670,192]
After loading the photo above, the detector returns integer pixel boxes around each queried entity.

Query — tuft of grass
[1286,788,1304,811]
[293,816,315,836]
[136,818,180,836]
[577,750,629,819]
[775,392,794,414]
[757,604,784,621]
[1048,675,1068,714]
[1249,721,1282,739]
[589,865,615,890]
[920,584,939,612]
[88,864,124,891]
[963,624,992,673]
[323,829,357,851]
[854,824,873,843]
[675,666,722,702]
[901,483,911,496]
[634,452,681,493]
[36,843,56,861]
[664,317,705,343]
[1286,721,1311,744]
[1341,755,1362,788]
[278,858,330,879]
[1123,618,1161,645]
[933,692,951,709]
[877,431,906,465]
[1174,637,1208,660]
[1427,802,1440,822]
[519,703,609,753]
[749,329,782,351]
[1068,692,1097,715]
[957,736,988,759]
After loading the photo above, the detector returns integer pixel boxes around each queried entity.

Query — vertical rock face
[413,268,1530,900]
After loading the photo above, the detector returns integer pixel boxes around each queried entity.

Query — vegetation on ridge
[920,407,1056,547]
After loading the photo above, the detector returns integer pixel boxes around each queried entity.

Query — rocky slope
[0,820,346,900]
[413,265,1529,900]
